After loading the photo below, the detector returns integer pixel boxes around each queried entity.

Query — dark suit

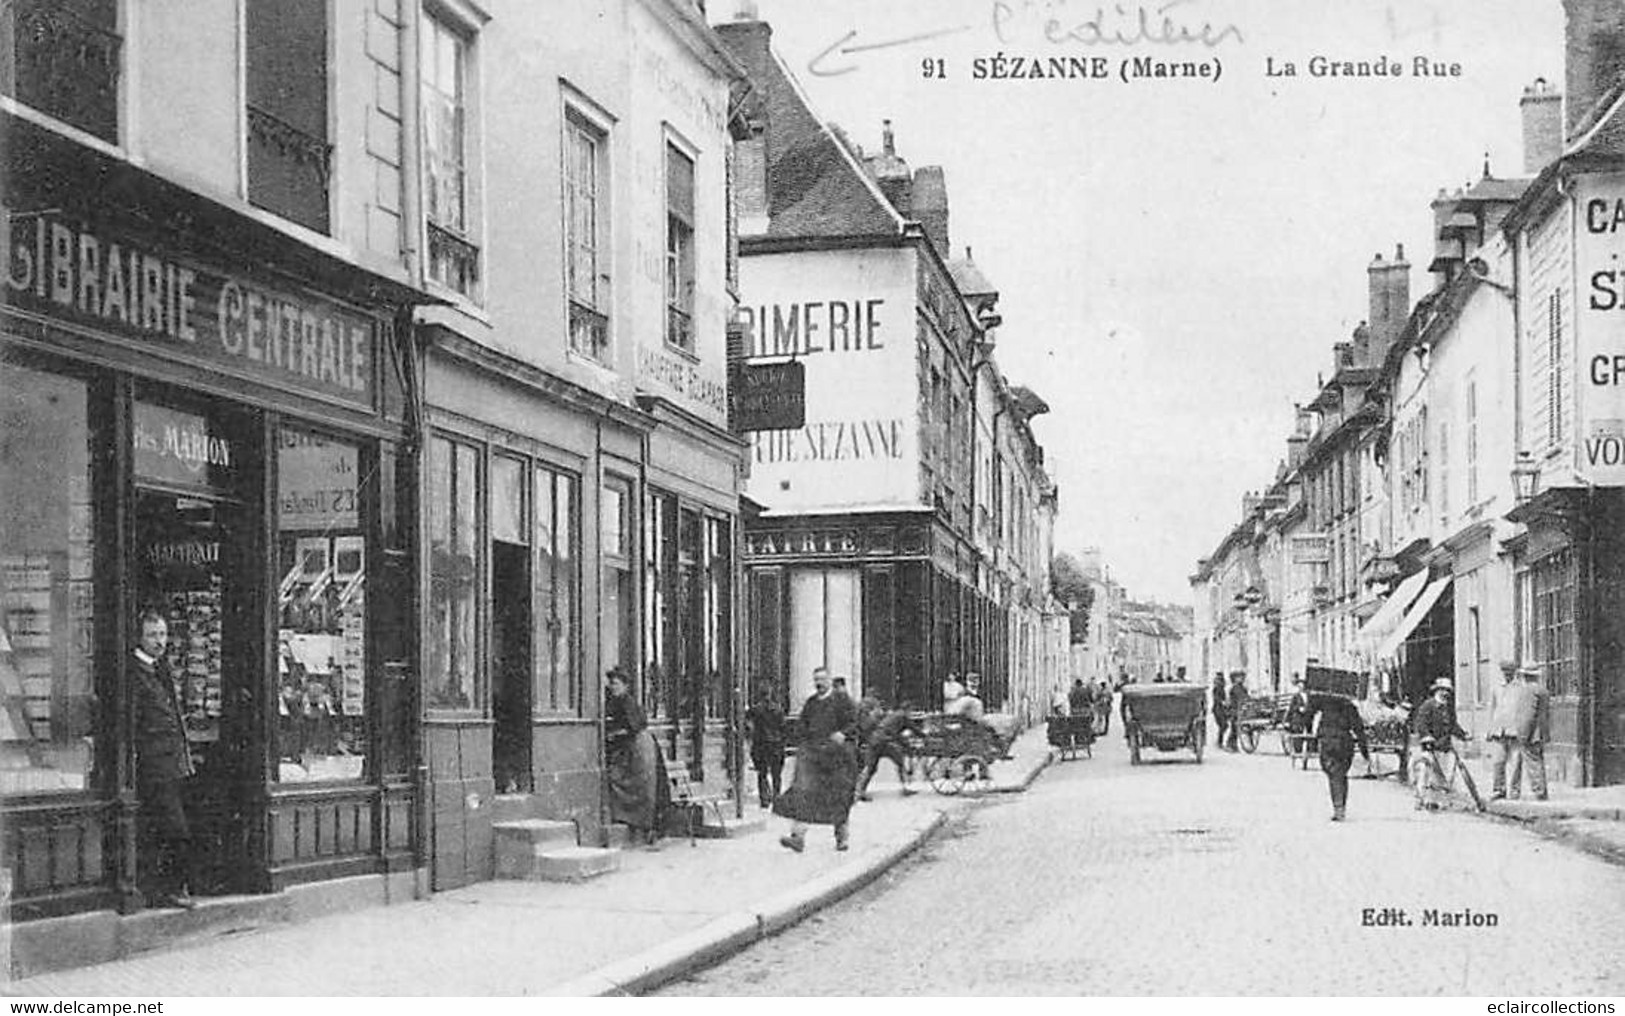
[745,700,787,806]
[130,650,197,900]
[1310,695,1370,816]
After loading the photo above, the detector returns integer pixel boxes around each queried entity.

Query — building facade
[716,14,1064,717]
[413,0,748,888]
[2,0,434,937]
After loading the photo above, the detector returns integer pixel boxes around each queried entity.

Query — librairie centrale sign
[3,207,375,406]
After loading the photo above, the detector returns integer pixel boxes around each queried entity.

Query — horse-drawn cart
[1121,683,1206,765]
[1046,712,1095,761]
[905,713,1013,794]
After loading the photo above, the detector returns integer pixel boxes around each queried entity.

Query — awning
[1357,569,1431,643]
[1376,575,1452,659]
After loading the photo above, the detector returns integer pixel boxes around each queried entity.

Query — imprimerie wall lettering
[741,296,901,463]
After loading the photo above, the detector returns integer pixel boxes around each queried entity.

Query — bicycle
[1407,736,1486,812]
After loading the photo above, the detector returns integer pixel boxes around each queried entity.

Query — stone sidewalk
[4,727,1054,997]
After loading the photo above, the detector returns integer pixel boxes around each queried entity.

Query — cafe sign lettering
[3,207,375,406]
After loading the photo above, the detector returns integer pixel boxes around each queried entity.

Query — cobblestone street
[661,732,1625,996]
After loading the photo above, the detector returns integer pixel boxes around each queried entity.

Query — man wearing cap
[1489,663,1550,800]
[1309,691,1371,821]
[1412,678,1469,810]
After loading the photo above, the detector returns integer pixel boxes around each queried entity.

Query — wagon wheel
[1240,727,1260,754]
[1279,731,1293,758]
[926,756,960,795]
[953,754,990,794]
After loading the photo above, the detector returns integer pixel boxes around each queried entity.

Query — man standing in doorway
[744,687,787,809]
[130,609,199,909]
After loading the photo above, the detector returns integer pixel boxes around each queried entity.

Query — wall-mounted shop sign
[744,523,930,560]
[133,401,236,491]
[3,207,376,407]
[1577,174,1625,485]
[278,430,360,531]
[732,360,805,432]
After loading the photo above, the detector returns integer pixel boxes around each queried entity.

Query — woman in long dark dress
[774,667,859,852]
[604,668,666,847]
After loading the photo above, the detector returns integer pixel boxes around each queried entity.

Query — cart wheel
[955,754,989,794]
[926,757,959,795]
[1279,732,1292,757]
[1240,727,1260,754]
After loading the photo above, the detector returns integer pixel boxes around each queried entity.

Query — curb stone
[547,735,1056,996]
[546,811,954,997]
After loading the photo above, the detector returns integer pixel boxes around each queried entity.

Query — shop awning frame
[1357,569,1431,643]
[1376,575,1452,659]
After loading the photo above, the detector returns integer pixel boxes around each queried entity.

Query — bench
[666,769,729,846]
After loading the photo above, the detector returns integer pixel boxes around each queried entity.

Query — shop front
[2,117,425,925]
[639,399,745,787]
[745,510,962,712]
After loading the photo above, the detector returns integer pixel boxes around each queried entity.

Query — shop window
[788,569,862,706]
[534,466,578,714]
[701,516,731,719]
[0,0,121,145]
[0,364,95,795]
[274,428,366,782]
[600,476,635,682]
[428,436,480,710]
[642,492,673,718]
[665,142,696,353]
[245,0,331,234]
[1524,550,1578,698]
[565,106,610,361]
[422,13,480,297]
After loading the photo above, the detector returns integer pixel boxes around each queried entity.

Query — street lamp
[1510,451,1540,506]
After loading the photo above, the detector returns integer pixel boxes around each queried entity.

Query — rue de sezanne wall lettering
[752,418,905,462]
[3,207,375,406]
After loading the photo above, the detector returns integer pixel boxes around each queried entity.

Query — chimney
[1286,406,1310,469]
[912,166,950,257]
[1521,78,1564,172]
[1368,244,1410,361]
[1564,0,1625,139]
[1333,342,1354,373]
[1351,321,1372,367]
[867,118,913,215]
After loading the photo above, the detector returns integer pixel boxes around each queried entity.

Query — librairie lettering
[3,208,373,403]
[752,418,903,463]
[746,529,860,558]
[740,298,884,357]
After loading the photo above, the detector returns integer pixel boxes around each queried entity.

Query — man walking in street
[1211,673,1228,747]
[1310,692,1371,821]
[131,609,199,909]
[744,686,787,809]
[1225,672,1248,752]
[775,667,859,852]
[1489,663,1550,801]
[855,699,917,801]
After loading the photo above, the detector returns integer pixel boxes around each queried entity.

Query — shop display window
[0,364,96,795]
[601,476,635,683]
[428,436,480,710]
[534,466,579,714]
[275,428,367,781]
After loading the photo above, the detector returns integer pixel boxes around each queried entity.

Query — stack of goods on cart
[1358,698,1411,746]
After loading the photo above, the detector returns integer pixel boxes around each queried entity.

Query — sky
[725,0,1567,604]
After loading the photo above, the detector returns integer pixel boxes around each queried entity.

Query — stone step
[696,813,767,839]
[490,793,541,825]
[492,819,582,878]
[523,846,622,882]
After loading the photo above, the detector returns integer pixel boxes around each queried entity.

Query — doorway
[133,488,254,894]
[491,540,532,794]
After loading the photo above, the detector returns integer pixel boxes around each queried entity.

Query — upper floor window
[665,142,696,353]
[1,0,121,145]
[422,14,479,297]
[245,0,330,234]
[565,109,609,361]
